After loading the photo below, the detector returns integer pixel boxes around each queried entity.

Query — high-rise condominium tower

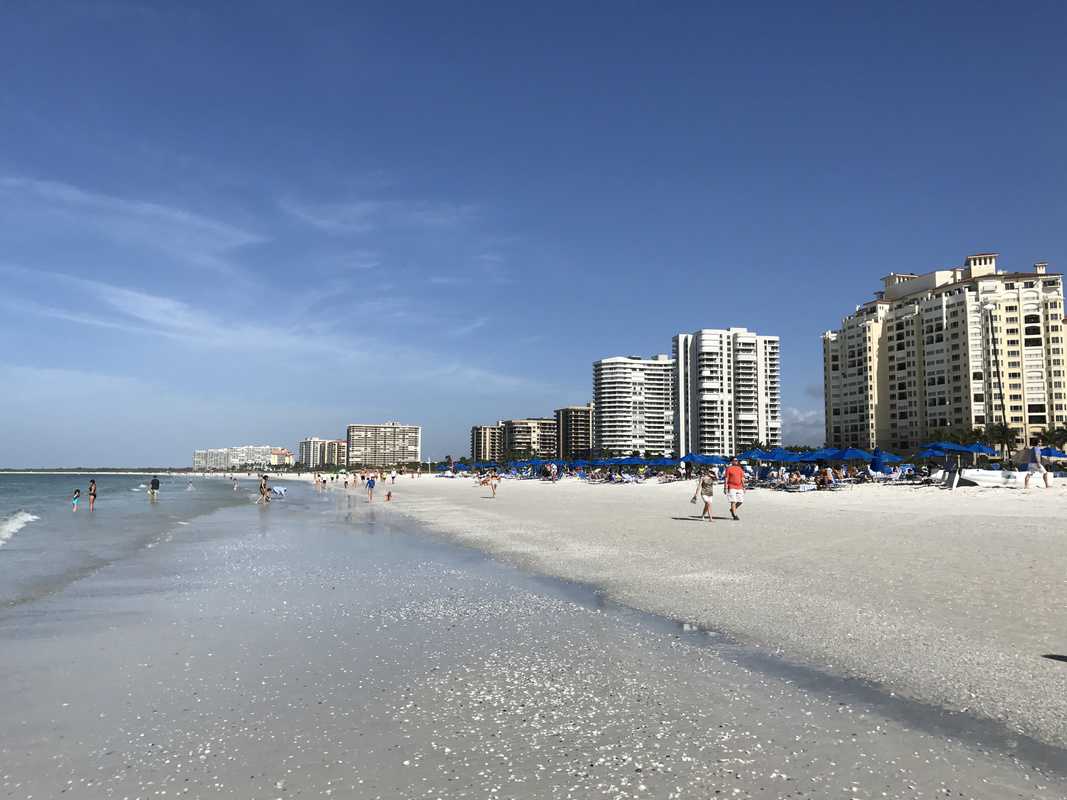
[672,328,782,456]
[346,423,422,467]
[554,403,595,460]
[470,423,504,462]
[592,355,675,456]
[501,418,558,459]
[822,253,1065,450]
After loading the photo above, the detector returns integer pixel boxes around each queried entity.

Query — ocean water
[0,473,248,607]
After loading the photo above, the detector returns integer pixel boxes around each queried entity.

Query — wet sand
[378,475,1067,751]
[1,483,1065,798]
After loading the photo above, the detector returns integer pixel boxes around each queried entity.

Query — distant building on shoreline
[193,445,292,470]
[822,253,1065,450]
[555,403,595,460]
[672,328,781,456]
[593,354,674,456]
[346,422,421,467]
[502,418,558,459]
[299,437,348,468]
[470,423,504,463]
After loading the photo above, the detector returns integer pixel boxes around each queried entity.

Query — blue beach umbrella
[735,448,769,460]
[834,447,873,461]
[916,448,947,459]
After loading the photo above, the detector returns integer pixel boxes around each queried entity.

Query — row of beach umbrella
[434,439,1063,472]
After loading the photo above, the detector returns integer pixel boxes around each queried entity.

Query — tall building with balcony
[672,328,781,456]
[470,423,504,462]
[346,422,422,467]
[502,418,558,459]
[325,440,347,467]
[593,355,675,456]
[555,403,595,459]
[822,253,1066,450]
[298,437,329,468]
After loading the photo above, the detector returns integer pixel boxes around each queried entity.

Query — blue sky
[2,2,1065,466]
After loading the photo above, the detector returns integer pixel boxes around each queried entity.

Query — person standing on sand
[723,458,746,521]
[691,470,715,522]
[1024,444,1051,489]
[88,479,97,512]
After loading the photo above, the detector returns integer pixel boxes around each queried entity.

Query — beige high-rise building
[470,423,504,462]
[346,422,421,467]
[325,440,347,467]
[502,418,558,459]
[823,253,1065,451]
[593,354,675,456]
[554,403,595,460]
[672,328,781,456]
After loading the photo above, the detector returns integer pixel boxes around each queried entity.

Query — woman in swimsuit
[88,480,97,512]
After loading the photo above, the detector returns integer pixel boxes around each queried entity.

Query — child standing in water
[71,488,81,512]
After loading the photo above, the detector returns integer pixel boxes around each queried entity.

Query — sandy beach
[374,474,1067,749]
[2,476,1066,798]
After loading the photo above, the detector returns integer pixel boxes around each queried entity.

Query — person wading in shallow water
[723,458,746,521]
[88,479,97,512]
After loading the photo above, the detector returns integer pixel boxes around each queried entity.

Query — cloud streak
[0,176,263,273]
[280,195,477,235]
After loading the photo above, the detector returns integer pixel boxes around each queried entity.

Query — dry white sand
[372,475,1067,748]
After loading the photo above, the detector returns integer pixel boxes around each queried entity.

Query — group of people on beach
[71,476,163,511]
[691,458,747,522]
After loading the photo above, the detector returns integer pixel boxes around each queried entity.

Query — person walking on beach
[723,458,746,521]
[390,469,397,485]
[691,470,716,523]
[366,472,376,502]
[148,476,160,501]
[71,488,81,512]
[88,479,97,512]
[1024,444,1051,489]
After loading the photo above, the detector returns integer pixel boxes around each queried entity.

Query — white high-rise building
[346,423,421,467]
[592,354,675,456]
[193,445,287,469]
[673,328,782,456]
[298,437,329,468]
[822,253,1066,451]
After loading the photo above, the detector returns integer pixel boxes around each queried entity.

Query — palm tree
[983,422,1018,460]
[1040,426,1067,449]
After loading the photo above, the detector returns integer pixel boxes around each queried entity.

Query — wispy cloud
[2,265,545,397]
[280,195,477,235]
[449,316,489,337]
[0,176,262,272]
[278,198,384,234]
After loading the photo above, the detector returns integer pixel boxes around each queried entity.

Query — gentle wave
[0,510,40,546]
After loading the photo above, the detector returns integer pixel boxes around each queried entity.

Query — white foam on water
[0,510,40,547]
